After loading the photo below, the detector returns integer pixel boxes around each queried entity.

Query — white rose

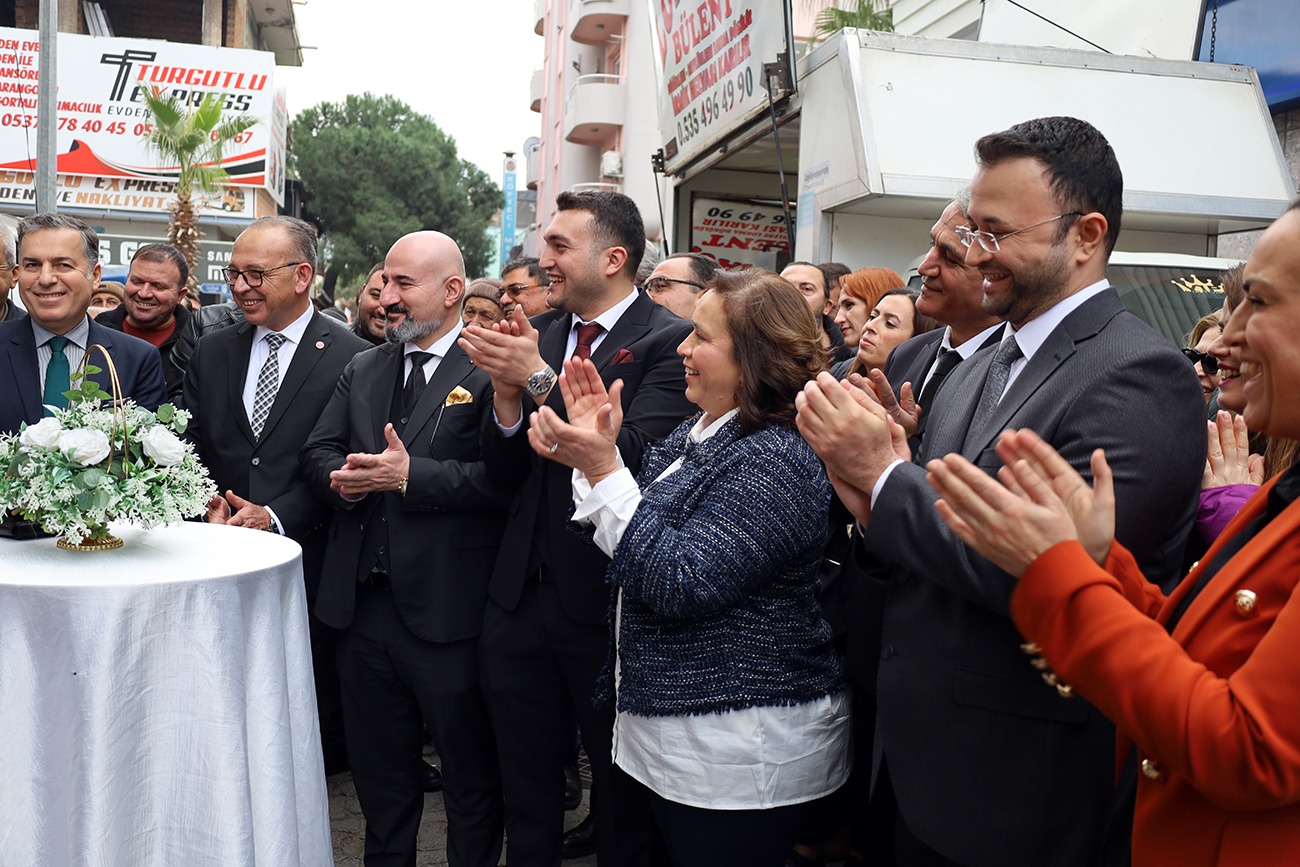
[141,425,186,467]
[19,417,63,448]
[57,428,111,466]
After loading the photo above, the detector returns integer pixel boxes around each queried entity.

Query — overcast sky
[275,0,543,184]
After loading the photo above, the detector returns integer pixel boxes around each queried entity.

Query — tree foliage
[810,0,894,40]
[289,93,500,284]
[142,91,257,289]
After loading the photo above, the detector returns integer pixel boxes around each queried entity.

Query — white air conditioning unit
[600,150,623,178]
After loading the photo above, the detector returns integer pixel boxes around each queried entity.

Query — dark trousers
[643,782,825,867]
[309,610,348,775]
[480,583,657,867]
[338,581,503,867]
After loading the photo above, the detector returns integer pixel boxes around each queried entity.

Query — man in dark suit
[798,117,1205,867]
[302,231,505,867]
[183,215,369,773]
[460,190,693,867]
[873,197,1004,455]
[0,213,165,435]
[95,243,193,396]
[0,223,22,323]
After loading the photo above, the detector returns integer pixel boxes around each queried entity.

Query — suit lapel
[589,291,650,369]
[404,344,475,442]
[963,331,1074,458]
[227,322,257,444]
[1166,479,1296,644]
[257,313,328,443]
[4,322,41,420]
[372,344,403,448]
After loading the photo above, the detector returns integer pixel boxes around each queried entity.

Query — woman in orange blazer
[923,200,1300,867]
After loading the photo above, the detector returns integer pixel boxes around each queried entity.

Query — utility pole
[36,0,58,212]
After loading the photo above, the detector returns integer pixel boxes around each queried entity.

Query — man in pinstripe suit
[797,116,1205,867]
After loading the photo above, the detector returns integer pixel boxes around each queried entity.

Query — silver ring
[549,442,559,454]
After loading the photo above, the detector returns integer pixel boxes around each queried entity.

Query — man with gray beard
[301,231,507,867]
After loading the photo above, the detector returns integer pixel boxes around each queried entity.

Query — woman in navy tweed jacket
[529,269,850,867]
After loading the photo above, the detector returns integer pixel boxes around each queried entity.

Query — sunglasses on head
[1182,347,1218,375]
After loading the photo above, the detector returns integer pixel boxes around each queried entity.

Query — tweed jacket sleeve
[608,420,832,618]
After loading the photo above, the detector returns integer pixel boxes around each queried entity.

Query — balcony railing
[570,182,623,194]
[530,68,544,113]
[534,0,546,35]
[563,74,625,146]
[570,0,628,45]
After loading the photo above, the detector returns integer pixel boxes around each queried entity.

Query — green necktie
[43,335,71,415]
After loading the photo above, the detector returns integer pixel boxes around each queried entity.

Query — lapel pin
[316,340,325,349]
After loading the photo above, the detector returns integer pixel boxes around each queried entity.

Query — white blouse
[571,410,851,809]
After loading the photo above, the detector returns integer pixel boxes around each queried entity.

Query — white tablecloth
[0,522,333,866]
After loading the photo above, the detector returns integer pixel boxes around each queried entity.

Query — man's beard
[981,242,1072,327]
[384,305,444,345]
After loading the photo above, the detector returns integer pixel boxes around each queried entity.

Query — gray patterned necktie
[969,335,1023,435]
[250,333,288,439]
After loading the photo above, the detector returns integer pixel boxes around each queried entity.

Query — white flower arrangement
[0,398,217,543]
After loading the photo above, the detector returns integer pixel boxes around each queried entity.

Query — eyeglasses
[1182,347,1219,375]
[503,282,543,296]
[643,276,705,294]
[954,212,1083,253]
[221,262,304,288]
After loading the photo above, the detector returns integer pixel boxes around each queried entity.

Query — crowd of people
[2,111,1299,867]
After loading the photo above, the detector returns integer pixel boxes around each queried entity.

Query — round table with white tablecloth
[0,521,333,866]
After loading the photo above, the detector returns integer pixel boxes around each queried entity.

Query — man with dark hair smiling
[0,213,165,434]
[461,190,692,867]
[96,243,192,394]
[351,261,387,345]
[798,117,1204,867]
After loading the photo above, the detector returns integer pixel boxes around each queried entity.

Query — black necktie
[403,352,434,411]
[916,347,962,414]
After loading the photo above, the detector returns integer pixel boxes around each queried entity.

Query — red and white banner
[0,28,283,205]
[690,196,791,270]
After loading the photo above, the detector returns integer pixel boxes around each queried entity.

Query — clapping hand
[864,369,921,439]
[528,358,624,484]
[926,429,1115,575]
[1203,410,1264,489]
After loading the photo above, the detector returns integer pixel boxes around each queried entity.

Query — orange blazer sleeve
[1010,528,1300,812]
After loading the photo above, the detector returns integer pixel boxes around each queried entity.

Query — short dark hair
[18,213,99,267]
[784,260,829,299]
[819,262,851,291]
[974,116,1123,255]
[366,261,384,281]
[555,190,646,281]
[248,215,318,273]
[501,256,550,285]
[131,243,189,288]
[665,252,720,285]
[707,268,827,433]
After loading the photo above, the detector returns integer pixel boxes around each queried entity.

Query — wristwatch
[525,365,557,397]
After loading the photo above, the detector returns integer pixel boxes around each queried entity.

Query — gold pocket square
[444,386,473,407]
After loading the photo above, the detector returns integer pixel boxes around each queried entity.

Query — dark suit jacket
[183,311,369,598]
[96,304,192,397]
[862,289,1206,867]
[484,290,695,625]
[0,316,167,434]
[302,340,508,642]
[1,300,23,322]
[884,327,1003,455]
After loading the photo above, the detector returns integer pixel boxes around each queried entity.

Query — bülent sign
[0,28,285,209]
[648,0,789,174]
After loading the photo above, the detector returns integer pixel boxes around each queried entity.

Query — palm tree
[142,91,258,289]
[811,0,894,41]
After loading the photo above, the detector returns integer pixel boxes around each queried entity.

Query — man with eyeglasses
[500,256,552,318]
[182,215,370,777]
[643,252,719,320]
[798,116,1204,867]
